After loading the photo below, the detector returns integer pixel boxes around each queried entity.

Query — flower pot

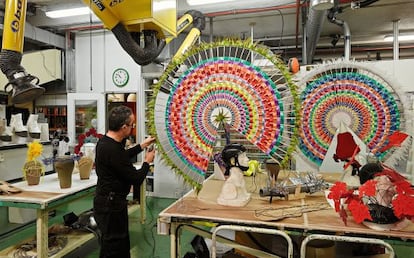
[78,156,93,180]
[26,173,41,186]
[55,156,74,189]
[23,160,43,186]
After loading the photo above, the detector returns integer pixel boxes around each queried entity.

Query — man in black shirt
[94,105,155,258]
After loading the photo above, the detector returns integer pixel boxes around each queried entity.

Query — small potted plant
[23,141,45,185]
[74,127,102,180]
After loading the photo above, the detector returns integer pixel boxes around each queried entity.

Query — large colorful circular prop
[298,61,407,167]
[149,40,300,189]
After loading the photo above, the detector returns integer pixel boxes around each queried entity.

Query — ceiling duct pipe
[328,4,351,60]
[304,0,330,64]
[393,19,400,60]
[311,0,334,10]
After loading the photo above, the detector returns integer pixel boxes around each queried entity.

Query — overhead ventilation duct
[311,0,334,11]
[303,5,328,64]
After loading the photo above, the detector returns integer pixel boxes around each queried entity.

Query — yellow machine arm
[84,0,205,65]
[0,0,205,103]
[0,0,45,104]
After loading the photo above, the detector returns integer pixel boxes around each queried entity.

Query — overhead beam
[0,22,65,50]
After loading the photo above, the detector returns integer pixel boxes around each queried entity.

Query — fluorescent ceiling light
[384,34,414,42]
[45,7,91,18]
[186,0,236,6]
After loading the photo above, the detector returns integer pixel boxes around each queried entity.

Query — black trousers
[94,194,130,258]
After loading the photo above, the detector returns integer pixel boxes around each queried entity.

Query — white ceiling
[3,0,414,60]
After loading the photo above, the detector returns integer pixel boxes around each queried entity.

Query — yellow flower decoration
[26,141,43,162]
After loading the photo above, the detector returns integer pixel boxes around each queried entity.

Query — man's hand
[144,146,155,164]
[140,136,156,149]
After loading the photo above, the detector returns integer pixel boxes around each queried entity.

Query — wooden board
[2,190,61,200]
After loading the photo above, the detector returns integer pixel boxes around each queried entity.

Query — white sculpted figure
[217,143,251,207]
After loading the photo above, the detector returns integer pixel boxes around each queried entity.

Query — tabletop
[0,172,97,209]
[159,171,414,241]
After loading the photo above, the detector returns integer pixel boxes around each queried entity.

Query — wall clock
[112,68,129,87]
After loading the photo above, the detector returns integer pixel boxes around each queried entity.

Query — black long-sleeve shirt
[95,135,149,198]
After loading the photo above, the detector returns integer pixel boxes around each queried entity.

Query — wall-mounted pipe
[209,17,214,43]
[328,8,351,60]
[393,20,400,60]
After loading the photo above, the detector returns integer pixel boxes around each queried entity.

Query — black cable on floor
[141,196,159,258]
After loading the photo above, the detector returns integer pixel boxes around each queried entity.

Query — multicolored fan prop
[298,60,408,168]
[149,40,300,190]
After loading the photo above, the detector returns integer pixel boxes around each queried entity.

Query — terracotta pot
[55,156,74,189]
[26,173,41,185]
[24,160,43,186]
[78,156,93,180]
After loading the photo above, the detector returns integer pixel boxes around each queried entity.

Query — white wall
[367,59,414,93]
[74,31,142,93]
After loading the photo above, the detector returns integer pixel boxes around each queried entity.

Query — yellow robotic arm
[84,0,205,65]
[0,0,45,104]
[0,0,205,103]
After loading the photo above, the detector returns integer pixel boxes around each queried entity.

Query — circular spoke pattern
[149,40,300,189]
[298,61,407,167]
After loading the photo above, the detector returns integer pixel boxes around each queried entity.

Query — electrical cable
[141,195,158,257]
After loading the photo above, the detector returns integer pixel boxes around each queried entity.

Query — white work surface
[2,172,97,207]
[0,172,97,258]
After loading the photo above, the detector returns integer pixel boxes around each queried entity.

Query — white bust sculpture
[217,143,251,207]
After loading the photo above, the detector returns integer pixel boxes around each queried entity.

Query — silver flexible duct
[0,49,44,104]
[0,50,25,79]
[304,7,327,64]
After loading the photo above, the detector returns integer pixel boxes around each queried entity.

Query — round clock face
[112,68,129,87]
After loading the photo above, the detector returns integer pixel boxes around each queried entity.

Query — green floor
[0,195,195,258]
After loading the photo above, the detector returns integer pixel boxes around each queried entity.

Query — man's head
[108,105,135,137]
[221,143,249,173]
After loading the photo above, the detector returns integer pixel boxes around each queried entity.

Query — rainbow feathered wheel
[149,40,300,190]
[298,60,408,168]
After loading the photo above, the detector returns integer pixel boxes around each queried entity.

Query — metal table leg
[300,234,395,258]
[36,209,49,258]
[140,181,146,224]
[170,222,177,258]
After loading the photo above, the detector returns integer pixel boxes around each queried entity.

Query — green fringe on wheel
[148,38,301,192]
